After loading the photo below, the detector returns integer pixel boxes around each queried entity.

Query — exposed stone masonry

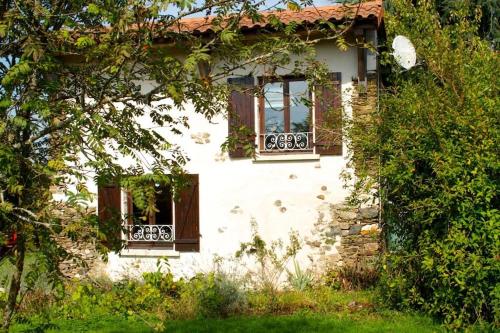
[306,202,380,273]
[52,206,105,279]
[306,72,380,273]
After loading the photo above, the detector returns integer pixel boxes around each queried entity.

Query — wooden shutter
[314,72,343,155]
[174,174,200,252]
[97,184,122,249]
[227,76,255,158]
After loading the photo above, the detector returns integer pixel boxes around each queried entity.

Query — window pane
[132,202,146,225]
[289,80,310,133]
[264,82,284,133]
[155,184,173,226]
[131,184,173,226]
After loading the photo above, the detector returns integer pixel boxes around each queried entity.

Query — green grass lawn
[11,311,445,333]
[165,313,444,333]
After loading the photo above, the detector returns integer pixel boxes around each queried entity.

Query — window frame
[258,75,313,154]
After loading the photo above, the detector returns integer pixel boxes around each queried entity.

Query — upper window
[226,73,342,158]
[259,77,313,152]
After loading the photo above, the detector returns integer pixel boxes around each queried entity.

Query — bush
[346,0,500,329]
[54,267,182,322]
[236,222,301,294]
[287,260,313,292]
[188,272,247,318]
[323,261,379,291]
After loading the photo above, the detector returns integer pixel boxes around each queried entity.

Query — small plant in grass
[236,221,301,295]
[188,272,247,318]
[287,260,313,291]
[323,259,379,291]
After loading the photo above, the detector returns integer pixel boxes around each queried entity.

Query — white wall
[83,40,368,280]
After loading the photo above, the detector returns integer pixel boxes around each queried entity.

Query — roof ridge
[176,0,383,30]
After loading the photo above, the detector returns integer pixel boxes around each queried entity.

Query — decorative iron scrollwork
[263,132,312,151]
[126,225,174,242]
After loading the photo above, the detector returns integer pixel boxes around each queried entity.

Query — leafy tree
[348,0,499,328]
[386,0,499,48]
[434,0,499,48]
[0,0,361,329]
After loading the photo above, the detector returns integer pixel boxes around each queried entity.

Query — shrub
[323,261,379,291]
[236,221,301,294]
[287,260,313,292]
[187,272,247,318]
[346,0,500,329]
[55,268,181,322]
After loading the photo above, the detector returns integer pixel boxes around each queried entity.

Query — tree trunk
[2,237,25,330]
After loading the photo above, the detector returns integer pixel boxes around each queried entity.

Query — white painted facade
[81,38,379,280]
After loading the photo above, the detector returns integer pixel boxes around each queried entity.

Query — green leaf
[75,36,96,49]
[12,116,28,128]
[220,30,237,44]
[287,1,301,12]
[0,24,7,38]
[87,3,100,15]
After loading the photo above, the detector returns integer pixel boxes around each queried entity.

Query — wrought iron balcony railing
[262,132,313,151]
[126,224,174,242]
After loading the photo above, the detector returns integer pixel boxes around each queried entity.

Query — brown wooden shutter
[314,72,343,155]
[227,76,255,158]
[174,174,200,252]
[97,184,122,249]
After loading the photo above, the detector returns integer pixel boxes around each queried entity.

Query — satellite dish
[392,35,416,70]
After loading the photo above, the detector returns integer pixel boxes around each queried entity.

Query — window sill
[119,248,181,258]
[253,153,320,162]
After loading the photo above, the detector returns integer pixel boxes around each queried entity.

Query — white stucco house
[93,0,384,279]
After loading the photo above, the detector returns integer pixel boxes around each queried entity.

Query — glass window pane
[264,82,284,133]
[132,202,146,225]
[289,81,310,133]
[131,184,173,226]
[155,184,173,226]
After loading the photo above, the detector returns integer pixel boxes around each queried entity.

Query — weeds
[287,260,313,292]
[324,259,379,290]
[235,221,301,294]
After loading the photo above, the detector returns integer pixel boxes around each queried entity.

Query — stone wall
[305,202,380,274]
[305,73,380,274]
[52,206,105,279]
[351,72,379,177]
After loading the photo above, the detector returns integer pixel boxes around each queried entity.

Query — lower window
[97,174,200,252]
[126,183,175,247]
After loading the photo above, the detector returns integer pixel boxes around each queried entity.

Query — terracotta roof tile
[175,0,383,34]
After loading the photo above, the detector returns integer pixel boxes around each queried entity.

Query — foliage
[0,289,5,311]
[287,260,313,292]
[1,259,395,330]
[7,288,450,333]
[346,0,500,329]
[187,272,247,318]
[236,222,302,294]
[384,0,499,48]
[0,0,357,328]
[434,0,499,48]
[10,261,497,332]
[324,261,379,291]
